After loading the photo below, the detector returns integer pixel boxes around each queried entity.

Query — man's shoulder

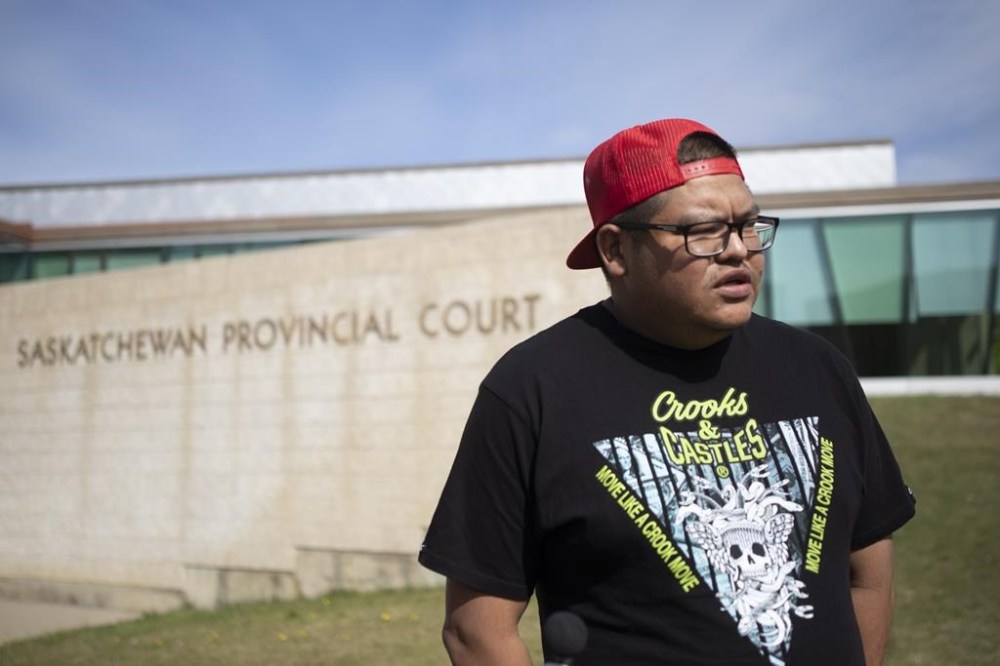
[486,303,614,378]
[747,314,841,353]
[506,302,609,353]
[745,314,859,378]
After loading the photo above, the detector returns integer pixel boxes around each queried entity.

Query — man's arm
[850,537,895,666]
[442,578,531,666]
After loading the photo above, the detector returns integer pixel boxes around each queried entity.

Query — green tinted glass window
[0,254,29,283]
[32,254,72,279]
[768,219,835,326]
[71,253,103,275]
[823,216,906,324]
[167,246,198,262]
[105,251,162,271]
[196,246,232,258]
[913,211,996,315]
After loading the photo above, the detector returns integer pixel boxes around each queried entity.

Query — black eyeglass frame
[614,215,780,257]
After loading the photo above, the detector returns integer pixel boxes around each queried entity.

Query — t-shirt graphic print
[593,387,830,666]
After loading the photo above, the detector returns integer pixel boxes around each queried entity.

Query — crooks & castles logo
[591,387,836,665]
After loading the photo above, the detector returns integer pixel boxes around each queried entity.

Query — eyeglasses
[616,215,780,257]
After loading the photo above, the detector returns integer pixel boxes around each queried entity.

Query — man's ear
[597,224,627,277]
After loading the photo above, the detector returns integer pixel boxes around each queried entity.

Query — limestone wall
[0,207,607,610]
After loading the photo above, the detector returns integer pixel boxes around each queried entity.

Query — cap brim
[566,226,601,270]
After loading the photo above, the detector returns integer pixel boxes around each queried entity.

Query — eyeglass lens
[686,220,776,256]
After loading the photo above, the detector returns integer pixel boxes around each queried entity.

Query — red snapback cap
[566,118,744,269]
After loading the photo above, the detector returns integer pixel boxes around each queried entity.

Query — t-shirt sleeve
[850,401,916,551]
[418,385,539,600]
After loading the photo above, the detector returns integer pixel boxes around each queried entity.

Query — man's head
[567,118,743,270]
[570,118,772,349]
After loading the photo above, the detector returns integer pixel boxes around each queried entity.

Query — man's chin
[709,304,755,332]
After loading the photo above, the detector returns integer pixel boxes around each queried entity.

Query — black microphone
[542,610,588,665]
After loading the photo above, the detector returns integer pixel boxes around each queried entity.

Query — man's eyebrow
[720,203,760,220]
[728,204,760,222]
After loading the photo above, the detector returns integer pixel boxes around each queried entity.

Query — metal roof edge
[0,139,895,193]
[736,138,894,153]
[757,180,1000,209]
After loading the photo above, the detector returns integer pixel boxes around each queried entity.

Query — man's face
[611,174,765,348]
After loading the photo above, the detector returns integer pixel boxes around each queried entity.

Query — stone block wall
[0,207,606,610]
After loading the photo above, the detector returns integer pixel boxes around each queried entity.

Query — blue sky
[2,0,999,186]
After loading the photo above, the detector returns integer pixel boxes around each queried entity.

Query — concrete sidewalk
[0,599,140,645]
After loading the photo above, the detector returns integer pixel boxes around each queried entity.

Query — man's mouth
[714,270,754,298]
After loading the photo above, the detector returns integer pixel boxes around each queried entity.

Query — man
[419,118,915,665]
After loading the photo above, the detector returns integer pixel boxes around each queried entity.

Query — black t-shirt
[420,304,915,665]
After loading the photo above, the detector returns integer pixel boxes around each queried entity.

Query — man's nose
[717,226,750,261]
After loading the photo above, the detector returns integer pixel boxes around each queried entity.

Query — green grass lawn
[0,396,996,665]
[872,396,999,664]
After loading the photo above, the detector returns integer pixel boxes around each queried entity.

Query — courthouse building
[0,140,998,613]
[4,141,999,377]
